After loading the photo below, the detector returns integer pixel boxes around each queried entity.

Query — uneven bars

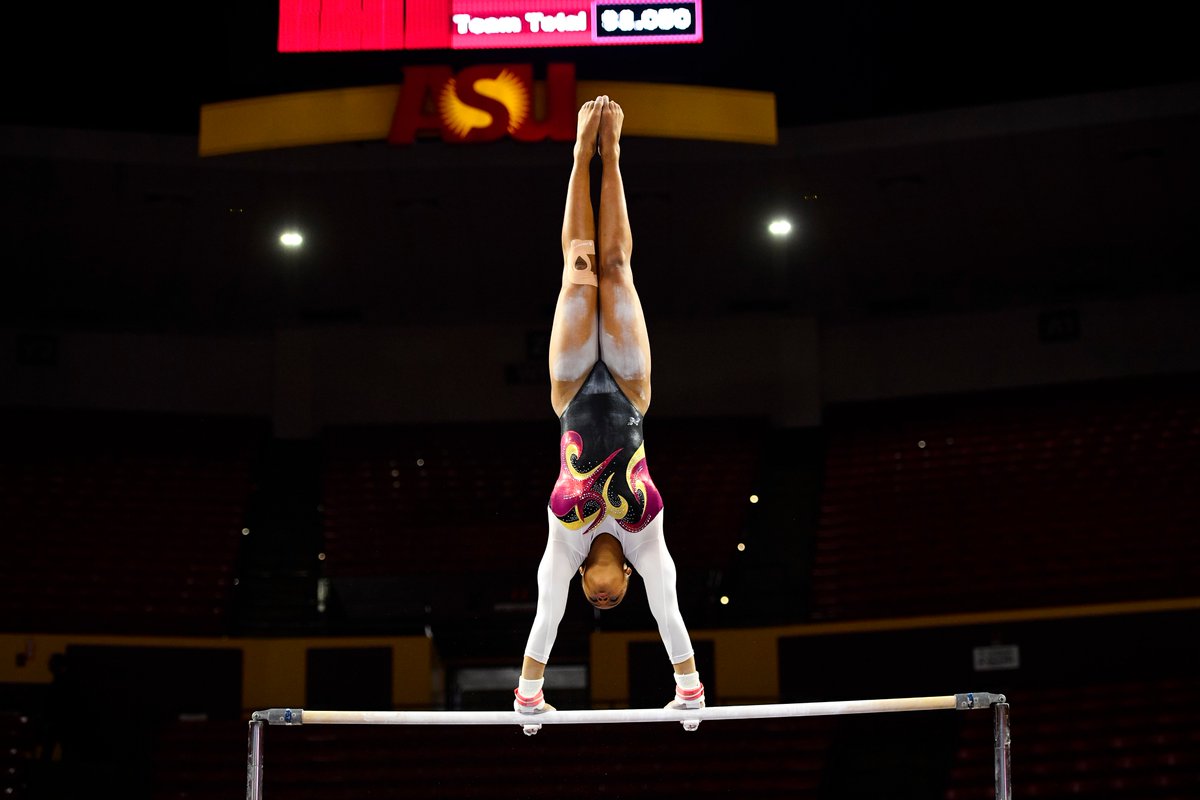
[246,693,1010,800]
[252,691,1002,727]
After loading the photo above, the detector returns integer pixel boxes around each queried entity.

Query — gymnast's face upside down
[579,534,632,609]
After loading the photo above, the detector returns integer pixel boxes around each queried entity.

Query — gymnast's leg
[517,97,607,709]
[546,96,604,418]
[596,99,698,688]
[595,98,653,416]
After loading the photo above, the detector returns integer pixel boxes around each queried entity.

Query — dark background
[3,1,1197,134]
[2,1,1198,336]
[2,3,1199,798]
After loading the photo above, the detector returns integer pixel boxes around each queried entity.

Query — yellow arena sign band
[198,65,776,156]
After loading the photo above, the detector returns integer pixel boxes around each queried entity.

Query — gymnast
[514,95,704,715]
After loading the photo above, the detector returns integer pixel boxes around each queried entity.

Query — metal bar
[252,692,1006,727]
[244,692,1007,800]
[994,701,1012,799]
[246,719,264,800]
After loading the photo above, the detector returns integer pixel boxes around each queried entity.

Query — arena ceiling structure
[2,1,1197,335]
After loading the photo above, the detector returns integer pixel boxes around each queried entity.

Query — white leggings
[523,506,695,666]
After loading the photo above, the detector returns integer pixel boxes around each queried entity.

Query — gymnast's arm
[625,524,706,707]
[515,530,584,711]
[524,533,582,665]
[625,526,694,665]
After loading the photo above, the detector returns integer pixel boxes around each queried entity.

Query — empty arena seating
[0,407,765,635]
[317,421,550,632]
[151,717,246,800]
[644,417,767,573]
[945,675,1200,800]
[811,374,1200,620]
[0,409,267,635]
[0,711,34,798]
[147,673,1200,800]
[319,420,553,578]
[7,386,1197,800]
[153,715,835,800]
[317,417,766,630]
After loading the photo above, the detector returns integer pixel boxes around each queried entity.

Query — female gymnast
[514,95,705,715]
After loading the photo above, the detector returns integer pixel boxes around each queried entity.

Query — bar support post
[247,719,264,800]
[994,701,1011,799]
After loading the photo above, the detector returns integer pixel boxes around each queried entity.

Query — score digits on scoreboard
[596,4,699,39]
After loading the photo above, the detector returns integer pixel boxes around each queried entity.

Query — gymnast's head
[579,534,631,610]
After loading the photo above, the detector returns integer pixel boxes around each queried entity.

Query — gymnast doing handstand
[513,95,704,715]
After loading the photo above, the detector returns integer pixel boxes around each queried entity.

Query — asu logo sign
[389,63,577,144]
[197,69,776,156]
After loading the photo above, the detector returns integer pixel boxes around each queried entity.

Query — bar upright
[247,719,264,800]
[994,701,1011,799]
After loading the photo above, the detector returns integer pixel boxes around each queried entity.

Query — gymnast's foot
[574,95,606,162]
[599,97,623,162]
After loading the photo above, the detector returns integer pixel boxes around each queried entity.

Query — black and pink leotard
[524,361,693,666]
[550,360,663,533]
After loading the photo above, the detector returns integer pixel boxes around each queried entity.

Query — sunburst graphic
[438,70,530,140]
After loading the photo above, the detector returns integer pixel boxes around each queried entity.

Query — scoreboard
[279,0,703,52]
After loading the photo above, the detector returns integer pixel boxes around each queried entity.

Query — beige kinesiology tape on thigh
[566,239,597,286]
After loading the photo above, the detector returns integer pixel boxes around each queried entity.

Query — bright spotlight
[768,219,792,237]
[280,231,304,247]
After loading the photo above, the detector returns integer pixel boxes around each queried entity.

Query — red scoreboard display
[278,1,703,52]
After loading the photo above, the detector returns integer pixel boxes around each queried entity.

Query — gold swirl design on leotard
[619,443,663,533]
[603,472,629,519]
[550,431,618,532]
[550,432,662,534]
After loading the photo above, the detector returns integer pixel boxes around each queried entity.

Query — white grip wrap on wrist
[673,671,704,707]
[514,676,545,713]
[566,239,596,286]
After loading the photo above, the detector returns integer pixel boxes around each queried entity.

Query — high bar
[251,692,1005,727]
